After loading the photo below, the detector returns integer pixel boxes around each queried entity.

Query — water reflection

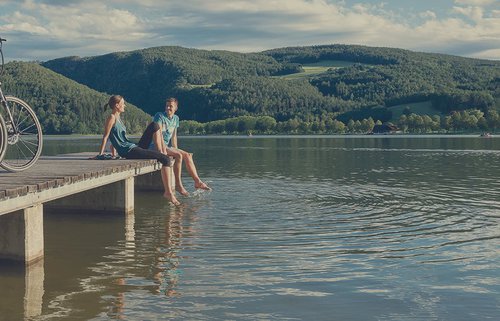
[108,211,135,320]
[0,136,498,320]
[0,259,44,320]
[153,205,188,297]
[36,211,134,320]
[24,259,45,319]
[99,194,210,320]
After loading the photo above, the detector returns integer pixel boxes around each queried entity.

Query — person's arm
[171,128,178,149]
[98,115,116,155]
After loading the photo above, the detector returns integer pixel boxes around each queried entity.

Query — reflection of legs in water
[111,278,125,320]
[150,206,186,297]
[163,207,181,297]
[165,148,211,193]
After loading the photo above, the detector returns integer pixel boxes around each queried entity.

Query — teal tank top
[109,117,137,157]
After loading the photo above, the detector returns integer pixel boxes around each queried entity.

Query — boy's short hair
[166,97,178,105]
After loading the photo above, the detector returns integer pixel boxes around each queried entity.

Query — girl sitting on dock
[97,95,180,206]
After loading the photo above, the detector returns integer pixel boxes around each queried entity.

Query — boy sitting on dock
[138,97,211,196]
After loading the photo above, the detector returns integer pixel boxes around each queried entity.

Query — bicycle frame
[0,37,17,136]
[0,84,17,136]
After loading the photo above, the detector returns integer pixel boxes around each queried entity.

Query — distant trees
[397,109,500,133]
[178,109,500,135]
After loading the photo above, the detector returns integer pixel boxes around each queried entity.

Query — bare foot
[195,180,211,190]
[176,186,190,196]
[163,192,181,206]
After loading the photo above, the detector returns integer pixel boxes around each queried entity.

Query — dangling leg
[161,166,180,206]
[165,148,189,196]
[180,149,211,190]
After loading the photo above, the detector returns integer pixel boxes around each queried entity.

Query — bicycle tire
[0,96,43,172]
[0,113,7,163]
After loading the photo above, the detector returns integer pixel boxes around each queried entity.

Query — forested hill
[42,47,300,118]
[264,45,499,113]
[2,61,150,134]
[42,44,499,125]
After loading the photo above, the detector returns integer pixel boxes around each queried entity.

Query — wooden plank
[0,154,160,204]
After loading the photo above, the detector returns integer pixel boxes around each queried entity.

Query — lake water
[1,135,499,321]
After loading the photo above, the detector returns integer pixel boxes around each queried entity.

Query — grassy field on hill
[388,101,441,121]
[277,60,359,79]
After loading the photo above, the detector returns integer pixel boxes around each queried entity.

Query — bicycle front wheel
[0,113,7,163]
[0,96,43,172]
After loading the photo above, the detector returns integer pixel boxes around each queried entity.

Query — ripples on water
[2,137,500,320]
[93,175,498,321]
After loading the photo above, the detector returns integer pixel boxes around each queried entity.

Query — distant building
[370,123,401,134]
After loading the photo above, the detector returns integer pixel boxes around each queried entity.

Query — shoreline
[43,133,497,140]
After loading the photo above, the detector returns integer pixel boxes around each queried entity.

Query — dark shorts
[125,147,171,167]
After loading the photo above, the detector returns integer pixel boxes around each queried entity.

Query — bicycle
[0,36,43,172]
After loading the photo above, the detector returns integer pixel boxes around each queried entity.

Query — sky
[0,0,499,62]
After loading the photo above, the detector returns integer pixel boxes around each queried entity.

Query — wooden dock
[0,152,169,264]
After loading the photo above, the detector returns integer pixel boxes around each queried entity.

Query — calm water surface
[1,135,499,321]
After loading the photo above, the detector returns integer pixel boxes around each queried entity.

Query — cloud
[420,10,437,20]
[452,6,484,21]
[454,0,496,6]
[38,2,145,40]
[472,48,500,60]
[1,0,151,57]
[151,0,499,59]
[0,0,498,60]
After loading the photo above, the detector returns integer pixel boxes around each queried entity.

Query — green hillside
[388,101,439,120]
[41,44,499,125]
[0,43,493,135]
[1,61,151,134]
[42,46,300,117]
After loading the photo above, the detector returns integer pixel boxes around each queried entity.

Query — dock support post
[122,177,134,215]
[0,204,44,264]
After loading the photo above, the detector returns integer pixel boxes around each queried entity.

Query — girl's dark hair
[104,95,123,110]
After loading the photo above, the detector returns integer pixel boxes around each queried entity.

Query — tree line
[178,109,500,135]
